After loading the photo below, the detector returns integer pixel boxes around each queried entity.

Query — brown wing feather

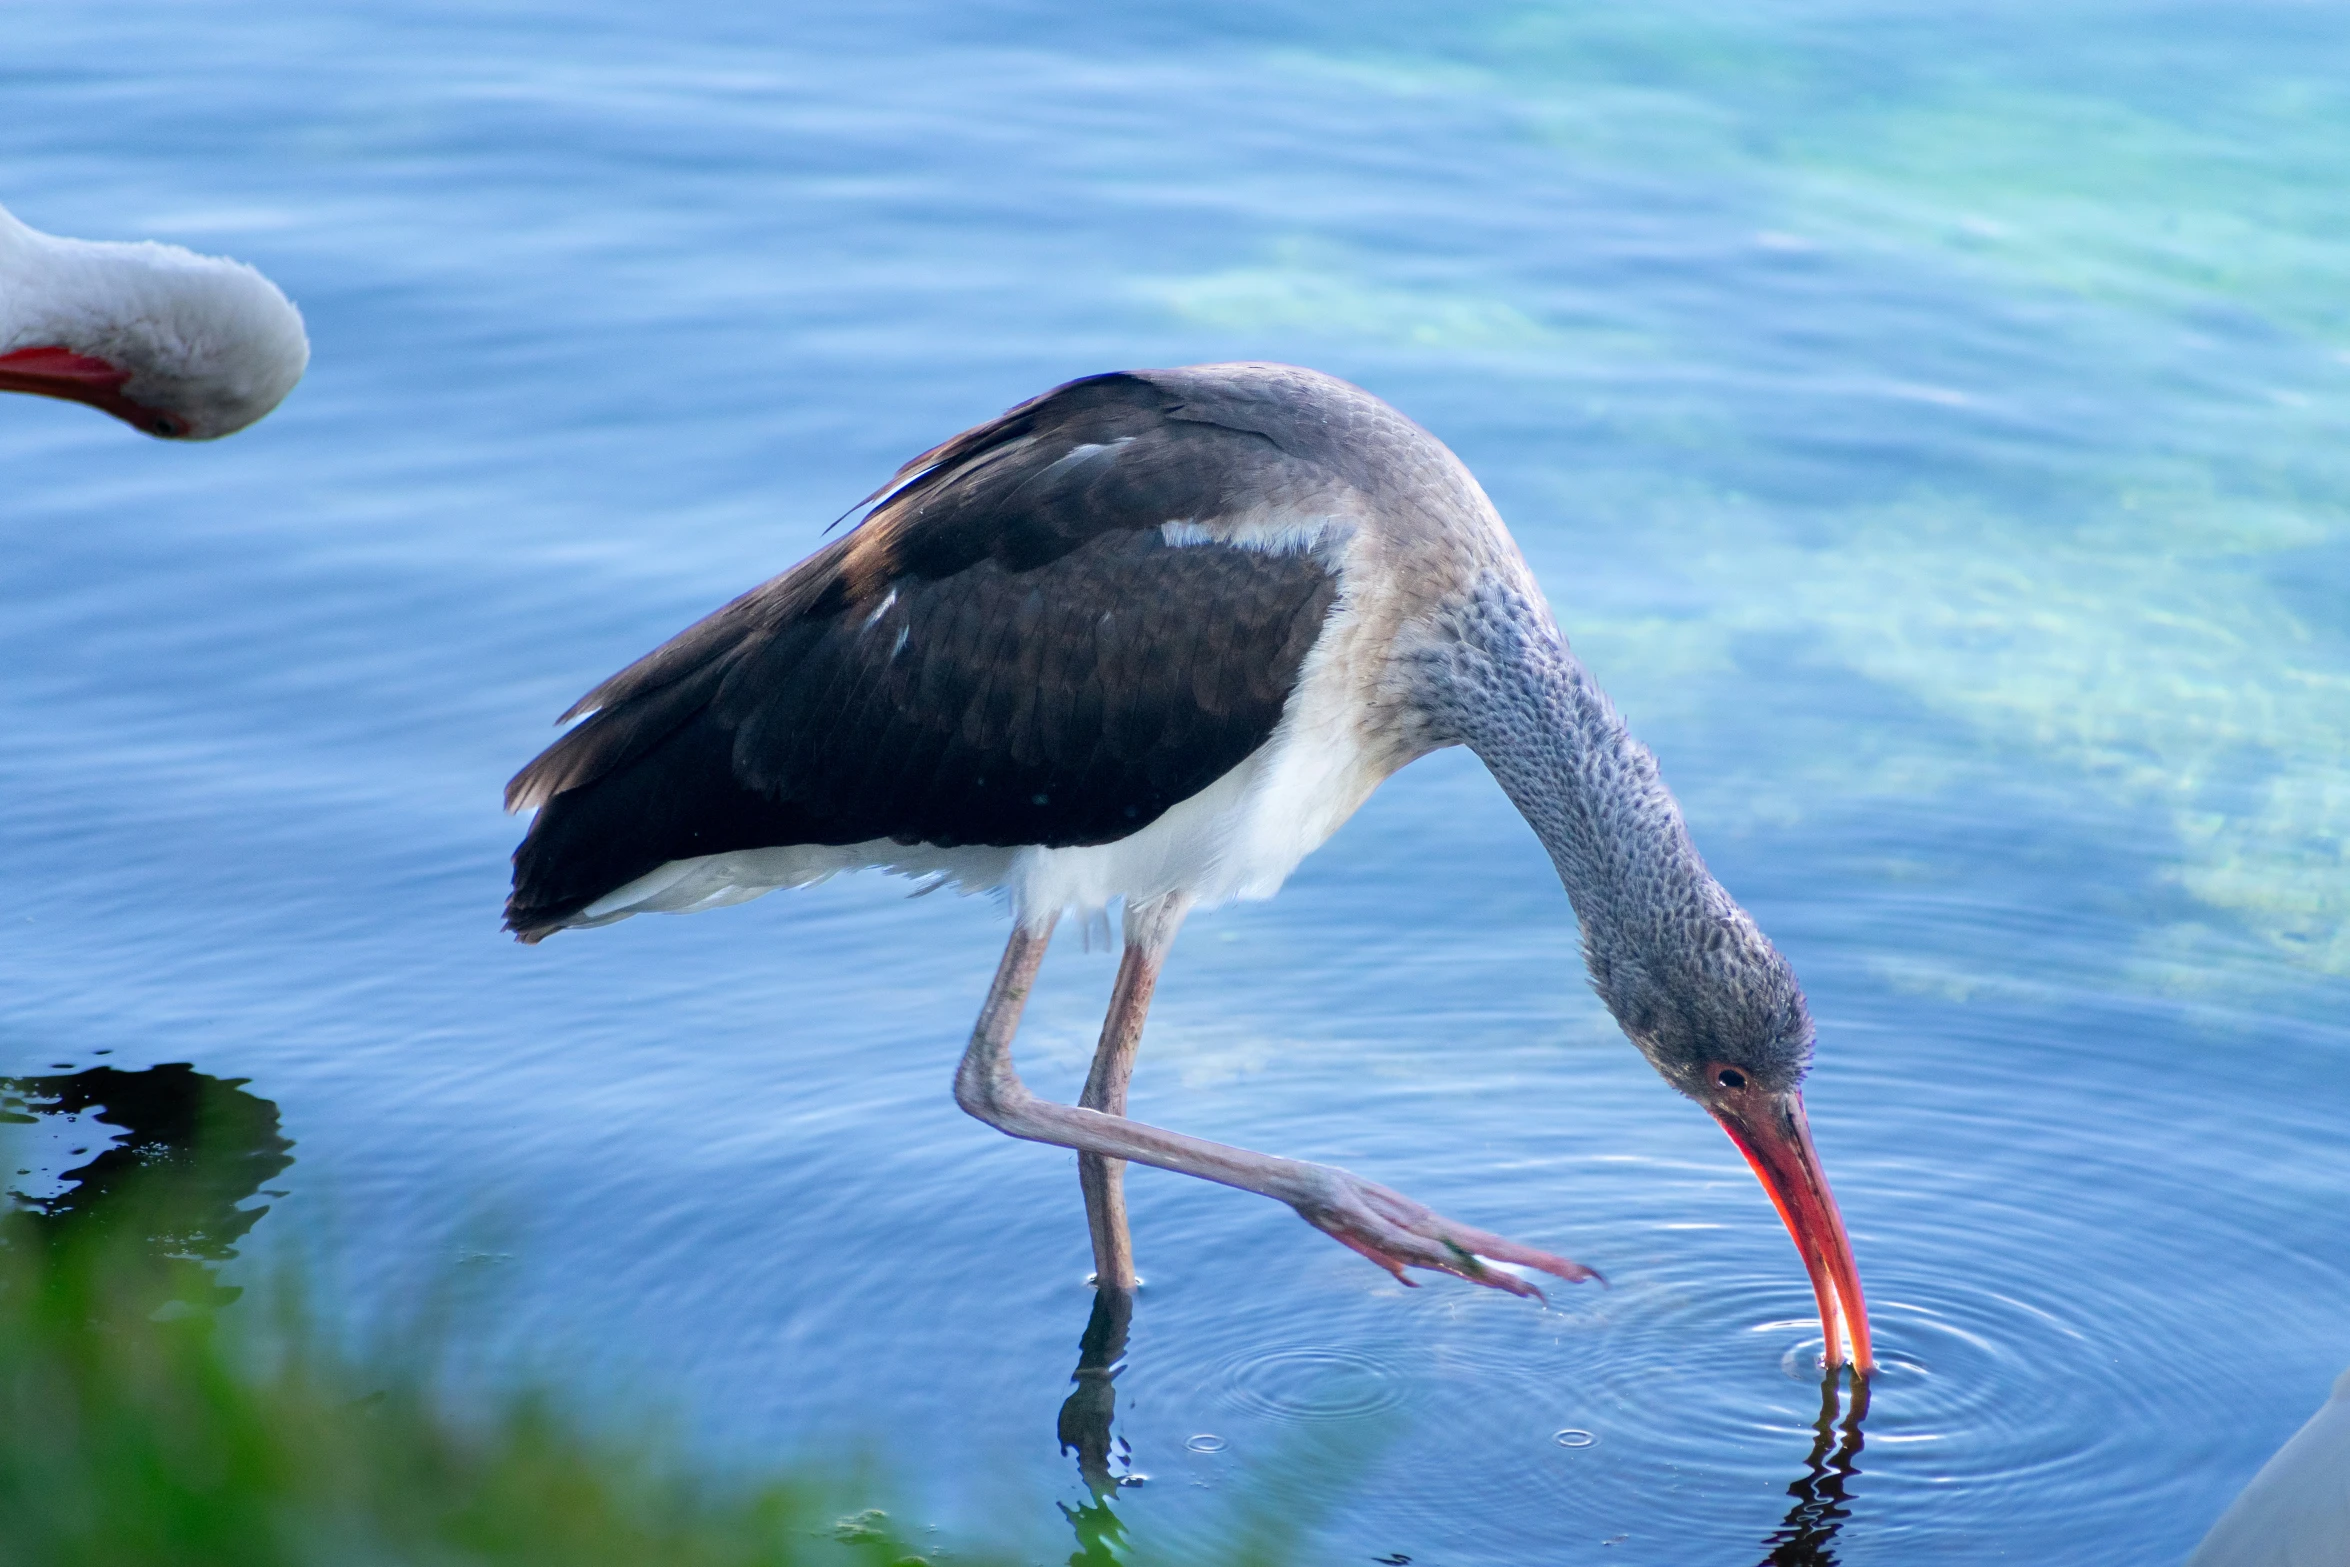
[504,371,1346,941]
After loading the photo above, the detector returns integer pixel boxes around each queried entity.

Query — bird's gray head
[1584,900,1815,1108]
[0,204,308,440]
[1576,878,1871,1370]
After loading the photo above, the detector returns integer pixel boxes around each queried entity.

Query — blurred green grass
[0,1062,978,1567]
[0,1206,977,1567]
[0,1063,1316,1567]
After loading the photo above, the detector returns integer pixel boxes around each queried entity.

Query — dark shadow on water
[1757,1370,1870,1566]
[1,1061,292,1309]
[1056,1284,1135,1566]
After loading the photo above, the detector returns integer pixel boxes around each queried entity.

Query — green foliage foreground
[0,1063,979,1567]
[0,1063,1324,1567]
[0,1216,969,1567]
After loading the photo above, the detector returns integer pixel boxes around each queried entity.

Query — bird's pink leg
[1075,894,1189,1291]
[954,921,1600,1298]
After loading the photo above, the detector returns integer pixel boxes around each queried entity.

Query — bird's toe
[1289,1166,1596,1298]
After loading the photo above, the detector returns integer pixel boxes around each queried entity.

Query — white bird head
[0,202,308,440]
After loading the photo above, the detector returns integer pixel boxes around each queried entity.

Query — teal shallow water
[4,3,2348,1561]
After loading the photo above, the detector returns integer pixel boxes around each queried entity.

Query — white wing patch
[1160,514,1351,557]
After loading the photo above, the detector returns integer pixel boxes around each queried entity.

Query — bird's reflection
[1,1061,293,1309]
[1055,1285,1136,1566]
[1058,1284,1136,1492]
[1046,1284,1876,1564]
[1756,1371,1870,1566]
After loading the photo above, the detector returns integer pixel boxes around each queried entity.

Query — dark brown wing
[504,372,1344,941]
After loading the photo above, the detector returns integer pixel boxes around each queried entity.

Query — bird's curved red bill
[0,345,185,436]
[1713,1091,1874,1375]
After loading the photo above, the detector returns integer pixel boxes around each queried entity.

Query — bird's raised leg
[1076,894,1189,1291]
[955,919,1600,1297]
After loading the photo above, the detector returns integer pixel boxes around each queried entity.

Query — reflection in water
[1046,1282,1877,1564]
[1058,1285,1137,1494]
[1059,1491,1126,1567]
[0,1062,292,1309]
[1056,1285,1136,1566]
[1757,1372,1871,1566]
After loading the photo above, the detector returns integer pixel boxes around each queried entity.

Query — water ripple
[1216,1343,1417,1424]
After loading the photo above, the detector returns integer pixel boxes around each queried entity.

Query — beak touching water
[1708,1082,1874,1375]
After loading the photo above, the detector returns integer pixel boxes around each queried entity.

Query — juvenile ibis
[0,201,306,439]
[505,363,1874,1371]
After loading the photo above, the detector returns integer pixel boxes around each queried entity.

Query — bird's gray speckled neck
[1406,574,1815,1095]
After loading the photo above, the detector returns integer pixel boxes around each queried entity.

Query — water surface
[5,3,2348,1561]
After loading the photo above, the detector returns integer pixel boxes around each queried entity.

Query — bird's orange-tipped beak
[1711,1089,1874,1375]
[0,345,187,437]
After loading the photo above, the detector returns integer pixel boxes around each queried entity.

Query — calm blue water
[6,3,2349,1561]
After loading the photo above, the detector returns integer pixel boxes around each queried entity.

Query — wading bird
[2186,1365,2350,1566]
[0,201,307,439]
[504,363,1874,1372]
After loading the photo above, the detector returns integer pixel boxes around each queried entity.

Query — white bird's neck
[0,204,146,353]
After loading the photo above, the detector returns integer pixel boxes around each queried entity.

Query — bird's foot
[1286,1166,1602,1299]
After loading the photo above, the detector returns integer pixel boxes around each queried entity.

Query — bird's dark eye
[1716,1068,1747,1090]
[152,418,176,435]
